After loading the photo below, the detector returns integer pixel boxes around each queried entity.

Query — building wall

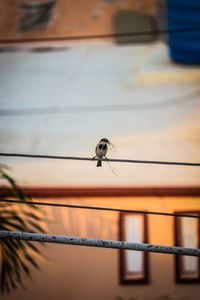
[0,0,156,41]
[0,41,199,187]
[2,195,200,300]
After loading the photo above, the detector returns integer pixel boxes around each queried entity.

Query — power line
[0,89,199,116]
[0,152,200,167]
[1,198,200,219]
[1,26,200,44]
[0,231,199,257]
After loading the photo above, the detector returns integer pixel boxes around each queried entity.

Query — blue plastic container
[168,0,200,64]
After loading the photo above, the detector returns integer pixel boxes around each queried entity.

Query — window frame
[119,212,149,284]
[174,210,200,284]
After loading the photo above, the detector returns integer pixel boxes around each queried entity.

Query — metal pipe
[0,231,200,257]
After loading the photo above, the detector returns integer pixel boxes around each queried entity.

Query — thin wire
[1,26,200,44]
[0,89,199,116]
[1,199,200,219]
[0,152,200,167]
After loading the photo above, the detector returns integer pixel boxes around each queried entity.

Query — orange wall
[0,0,156,41]
[2,196,200,300]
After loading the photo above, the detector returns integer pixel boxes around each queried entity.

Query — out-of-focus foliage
[0,165,46,294]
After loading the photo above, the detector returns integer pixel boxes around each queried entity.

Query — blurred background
[0,1,200,299]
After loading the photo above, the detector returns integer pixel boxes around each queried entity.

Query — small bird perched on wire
[95,138,111,167]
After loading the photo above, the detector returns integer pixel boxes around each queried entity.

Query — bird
[95,138,110,167]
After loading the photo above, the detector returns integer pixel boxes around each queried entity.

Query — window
[119,213,149,284]
[18,0,56,32]
[175,211,200,283]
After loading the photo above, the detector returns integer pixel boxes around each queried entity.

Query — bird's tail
[97,160,102,167]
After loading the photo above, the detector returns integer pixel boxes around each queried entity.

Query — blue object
[168,0,200,64]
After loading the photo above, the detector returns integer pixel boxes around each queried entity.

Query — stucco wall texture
[0,0,156,41]
[2,196,200,300]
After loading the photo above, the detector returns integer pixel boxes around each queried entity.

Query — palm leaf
[0,165,47,294]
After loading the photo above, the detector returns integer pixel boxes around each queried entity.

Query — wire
[0,89,199,116]
[0,152,200,167]
[1,198,200,219]
[1,26,200,44]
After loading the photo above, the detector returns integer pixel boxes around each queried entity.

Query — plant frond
[0,165,47,294]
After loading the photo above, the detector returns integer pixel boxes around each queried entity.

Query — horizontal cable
[0,231,199,256]
[1,198,200,219]
[1,26,200,44]
[0,152,200,167]
[0,89,199,116]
